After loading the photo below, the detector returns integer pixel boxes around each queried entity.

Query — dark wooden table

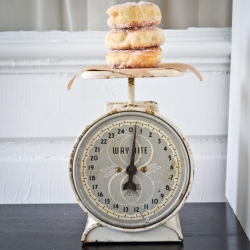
[0,203,249,250]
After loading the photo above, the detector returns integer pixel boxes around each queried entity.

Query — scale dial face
[71,110,192,231]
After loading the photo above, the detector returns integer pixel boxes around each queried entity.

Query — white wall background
[0,28,231,204]
[226,0,250,240]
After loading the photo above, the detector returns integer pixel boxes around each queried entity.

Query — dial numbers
[81,120,180,220]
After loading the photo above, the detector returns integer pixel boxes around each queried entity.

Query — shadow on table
[82,242,183,250]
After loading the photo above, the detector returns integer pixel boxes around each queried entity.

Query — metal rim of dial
[69,107,194,232]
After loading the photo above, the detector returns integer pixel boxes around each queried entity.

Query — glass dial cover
[71,110,193,231]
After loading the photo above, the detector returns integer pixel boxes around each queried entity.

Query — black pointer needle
[123,125,137,191]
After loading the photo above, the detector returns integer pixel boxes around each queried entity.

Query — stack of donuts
[105,1,165,69]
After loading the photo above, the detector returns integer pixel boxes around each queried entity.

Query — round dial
[70,110,193,231]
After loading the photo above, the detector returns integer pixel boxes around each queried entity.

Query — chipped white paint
[0,28,230,203]
[82,214,183,242]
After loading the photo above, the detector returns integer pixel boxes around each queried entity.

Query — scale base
[82,213,183,243]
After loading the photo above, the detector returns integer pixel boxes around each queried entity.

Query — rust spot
[158,189,161,192]
[128,78,134,86]
[145,109,154,115]
[115,167,122,173]
[108,109,118,115]
[69,168,72,172]
[141,166,147,173]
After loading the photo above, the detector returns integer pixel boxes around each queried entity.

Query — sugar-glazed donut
[105,26,165,50]
[106,47,162,69]
[107,2,161,29]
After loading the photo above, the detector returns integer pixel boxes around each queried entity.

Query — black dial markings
[80,120,181,220]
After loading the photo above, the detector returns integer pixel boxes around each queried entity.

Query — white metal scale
[69,68,199,243]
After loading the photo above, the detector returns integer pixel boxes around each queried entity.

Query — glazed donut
[106,47,162,69]
[107,2,161,29]
[105,26,165,50]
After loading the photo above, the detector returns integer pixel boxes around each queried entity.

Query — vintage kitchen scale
[68,64,202,243]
